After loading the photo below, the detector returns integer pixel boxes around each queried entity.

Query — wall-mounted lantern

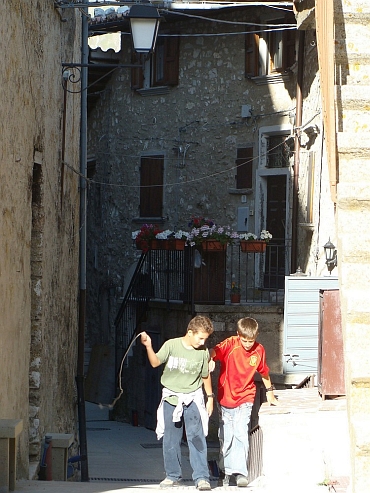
[324,238,337,274]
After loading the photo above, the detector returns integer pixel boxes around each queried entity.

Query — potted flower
[230,282,241,304]
[156,229,189,250]
[239,230,272,253]
[132,224,164,252]
[187,217,239,251]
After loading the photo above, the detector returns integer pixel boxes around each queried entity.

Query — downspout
[76,5,89,482]
[291,29,305,273]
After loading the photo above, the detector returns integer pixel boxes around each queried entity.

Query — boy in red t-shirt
[209,317,278,487]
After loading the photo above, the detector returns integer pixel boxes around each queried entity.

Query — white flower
[156,229,173,240]
[174,230,189,239]
[132,230,140,239]
[260,230,272,241]
[239,232,257,241]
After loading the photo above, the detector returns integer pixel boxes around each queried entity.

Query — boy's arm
[140,332,162,368]
[202,374,214,416]
[208,348,216,372]
[261,374,279,406]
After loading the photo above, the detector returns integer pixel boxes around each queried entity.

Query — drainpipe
[291,30,305,273]
[76,5,89,482]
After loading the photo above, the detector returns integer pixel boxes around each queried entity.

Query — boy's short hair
[237,317,259,339]
[187,315,214,335]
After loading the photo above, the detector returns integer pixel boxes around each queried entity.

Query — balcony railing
[114,242,287,371]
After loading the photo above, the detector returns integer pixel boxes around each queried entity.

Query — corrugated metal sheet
[283,275,339,374]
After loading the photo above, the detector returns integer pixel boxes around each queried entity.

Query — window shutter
[154,35,179,86]
[282,27,296,70]
[245,28,258,77]
[131,51,144,90]
[140,156,164,218]
[236,147,253,189]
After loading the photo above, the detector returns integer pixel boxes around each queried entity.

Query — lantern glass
[129,5,160,54]
[324,239,336,262]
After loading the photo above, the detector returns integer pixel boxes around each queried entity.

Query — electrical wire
[63,137,292,188]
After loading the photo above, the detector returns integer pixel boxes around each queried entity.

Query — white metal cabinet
[283,276,339,374]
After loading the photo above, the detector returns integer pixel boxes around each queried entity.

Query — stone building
[1,1,82,478]
[86,2,335,382]
[85,0,370,490]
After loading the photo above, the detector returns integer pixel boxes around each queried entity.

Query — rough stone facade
[1,1,81,477]
[87,7,296,343]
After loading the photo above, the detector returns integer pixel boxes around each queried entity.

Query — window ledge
[249,73,291,85]
[228,188,253,195]
[299,222,315,232]
[132,217,166,224]
[136,86,170,96]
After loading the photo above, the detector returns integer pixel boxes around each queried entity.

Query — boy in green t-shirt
[141,315,214,490]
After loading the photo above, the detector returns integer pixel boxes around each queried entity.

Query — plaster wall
[0,1,81,476]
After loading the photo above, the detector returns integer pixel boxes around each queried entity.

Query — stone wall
[86,7,297,346]
[0,1,81,476]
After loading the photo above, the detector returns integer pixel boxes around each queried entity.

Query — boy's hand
[206,398,214,416]
[140,331,152,347]
[266,391,279,406]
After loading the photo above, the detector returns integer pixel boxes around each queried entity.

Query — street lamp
[323,238,337,273]
[129,4,161,53]
[66,3,161,483]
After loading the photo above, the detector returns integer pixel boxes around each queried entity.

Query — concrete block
[45,433,74,481]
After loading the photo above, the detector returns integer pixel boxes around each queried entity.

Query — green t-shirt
[156,337,209,405]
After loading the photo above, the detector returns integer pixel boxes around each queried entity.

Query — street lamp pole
[73,2,161,482]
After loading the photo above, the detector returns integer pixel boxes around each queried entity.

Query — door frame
[255,124,293,280]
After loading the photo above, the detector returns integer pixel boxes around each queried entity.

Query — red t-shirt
[213,336,269,408]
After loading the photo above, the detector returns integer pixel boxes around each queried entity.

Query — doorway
[264,174,286,289]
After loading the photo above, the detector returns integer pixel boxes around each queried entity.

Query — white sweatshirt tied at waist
[156,386,209,440]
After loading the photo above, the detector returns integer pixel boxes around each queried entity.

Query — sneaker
[236,475,248,487]
[197,479,211,490]
[160,478,180,488]
[222,474,230,487]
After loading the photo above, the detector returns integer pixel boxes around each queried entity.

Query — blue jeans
[163,400,209,485]
[218,402,253,477]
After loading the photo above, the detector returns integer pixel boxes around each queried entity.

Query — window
[131,35,179,90]
[236,147,253,189]
[266,135,291,168]
[140,155,164,218]
[245,18,296,78]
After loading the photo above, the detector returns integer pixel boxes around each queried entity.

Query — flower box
[240,240,267,253]
[166,239,186,251]
[136,239,164,251]
[201,240,228,252]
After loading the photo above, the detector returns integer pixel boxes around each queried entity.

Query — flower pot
[230,293,241,304]
[166,239,186,251]
[240,240,267,253]
[136,239,166,251]
[201,240,227,252]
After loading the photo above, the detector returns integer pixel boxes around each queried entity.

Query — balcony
[115,241,287,366]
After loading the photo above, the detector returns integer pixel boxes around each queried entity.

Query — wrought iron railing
[114,242,287,375]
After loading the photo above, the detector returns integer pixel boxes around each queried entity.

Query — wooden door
[264,175,286,289]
